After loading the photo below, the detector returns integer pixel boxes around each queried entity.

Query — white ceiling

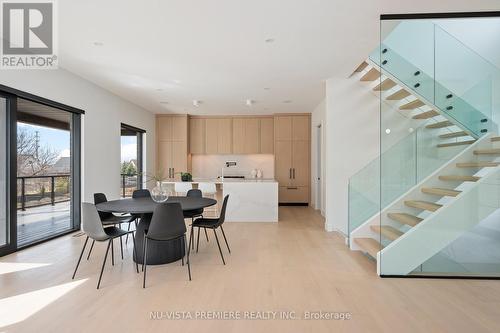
[58,0,500,115]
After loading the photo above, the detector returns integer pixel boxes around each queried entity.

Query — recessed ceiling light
[193,100,200,107]
[283,100,292,104]
[246,99,253,106]
[160,101,168,104]
[265,38,275,43]
[172,79,181,84]
[156,88,163,91]
[93,41,104,46]
[264,87,271,90]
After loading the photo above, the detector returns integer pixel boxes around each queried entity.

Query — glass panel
[0,97,7,247]
[16,99,72,247]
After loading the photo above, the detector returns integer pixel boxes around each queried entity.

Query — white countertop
[163,178,277,184]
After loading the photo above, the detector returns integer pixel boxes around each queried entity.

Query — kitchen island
[163,178,278,222]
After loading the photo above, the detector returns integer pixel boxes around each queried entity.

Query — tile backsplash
[191,154,274,179]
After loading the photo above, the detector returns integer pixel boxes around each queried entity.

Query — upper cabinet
[259,117,274,154]
[274,115,310,141]
[189,117,205,154]
[205,118,232,154]
[157,115,188,142]
[189,116,274,155]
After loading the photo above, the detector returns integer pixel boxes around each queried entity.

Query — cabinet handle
[287,186,298,190]
[172,168,175,177]
[293,168,295,179]
[289,168,292,179]
[169,167,172,178]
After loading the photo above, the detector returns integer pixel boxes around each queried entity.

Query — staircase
[347,19,500,277]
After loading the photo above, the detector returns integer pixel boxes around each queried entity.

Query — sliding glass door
[0,87,82,256]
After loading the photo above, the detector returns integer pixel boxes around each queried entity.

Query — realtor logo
[1,0,58,69]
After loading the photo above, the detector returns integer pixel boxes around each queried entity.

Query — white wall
[311,99,326,217]
[0,69,156,202]
[191,154,274,179]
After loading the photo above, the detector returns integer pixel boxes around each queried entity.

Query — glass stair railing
[348,17,500,277]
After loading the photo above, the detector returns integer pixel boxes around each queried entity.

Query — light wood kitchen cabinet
[232,117,260,154]
[274,114,310,204]
[189,117,205,154]
[156,115,188,179]
[259,117,274,154]
[205,117,233,154]
[232,118,245,154]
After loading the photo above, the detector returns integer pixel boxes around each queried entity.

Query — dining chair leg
[131,232,139,273]
[111,238,115,266]
[119,235,124,260]
[204,227,209,242]
[196,227,201,253]
[185,234,191,281]
[86,239,95,260]
[189,224,195,250]
[126,222,131,244]
[180,237,184,266]
[219,225,231,254]
[213,229,225,265]
[72,236,89,279]
[97,239,112,289]
[142,235,146,272]
[143,238,149,288]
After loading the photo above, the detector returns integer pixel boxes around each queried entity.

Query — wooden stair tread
[400,99,425,110]
[354,238,382,258]
[437,140,476,148]
[387,213,423,227]
[439,131,468,139]
[360,68,380,82]
[413,110,439,120]
[491,136,500,142]
[456,161,500,168]
[386,89,410,100]
[421,187,461,197]
[474,148,500,155]
[353,61,368,74]
[404,200,442,212]
[373,79,397,91]
[371,225,404,241]
[439,175,481,182]
[426,121,452,129]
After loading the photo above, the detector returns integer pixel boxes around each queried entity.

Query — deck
[17,201,72,246]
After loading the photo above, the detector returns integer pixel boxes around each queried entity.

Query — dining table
[96,196,217,265]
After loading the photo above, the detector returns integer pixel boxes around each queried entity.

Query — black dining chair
[185,189,209,247]
[143,202,191,288]
[125,189,152,244]
[190,195,230,264]
[73,203,139,289]
[89,193,135,262]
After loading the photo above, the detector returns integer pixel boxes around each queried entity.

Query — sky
[18,122,70,158]
[121,136,137,163]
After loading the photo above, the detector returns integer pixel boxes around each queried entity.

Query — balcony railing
[121,173,139,198]
[17,174,71,211]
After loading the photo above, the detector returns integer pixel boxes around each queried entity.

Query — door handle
[293,168,295,179]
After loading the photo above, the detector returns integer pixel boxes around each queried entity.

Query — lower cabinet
[278,186,309,203]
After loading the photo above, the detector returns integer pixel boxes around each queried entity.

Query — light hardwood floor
[1,207,500,332]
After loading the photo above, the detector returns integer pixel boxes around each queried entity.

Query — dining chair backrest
[93,193,113,220]
[198,182,216,194]
[82,203,110,241]
[217,195,229,226]
[132,189,151,198]
[148,202,187,240]
[175,182,192,195]
[187,189,202,198]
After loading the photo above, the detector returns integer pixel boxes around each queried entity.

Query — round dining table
[96,196,217,265]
